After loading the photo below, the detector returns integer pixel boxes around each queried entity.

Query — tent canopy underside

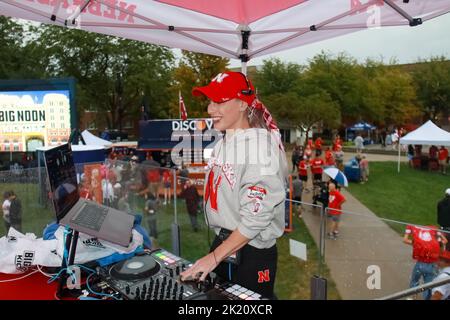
[1,0,450,60]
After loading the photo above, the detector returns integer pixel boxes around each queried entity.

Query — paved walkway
[287,149,414,299]
[300,189,413,300]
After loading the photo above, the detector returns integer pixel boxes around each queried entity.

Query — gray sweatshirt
[203,128,288,249]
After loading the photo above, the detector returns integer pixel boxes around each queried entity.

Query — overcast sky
[228,12,450,68]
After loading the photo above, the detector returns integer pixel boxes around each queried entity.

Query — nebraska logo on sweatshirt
[247,186,267,200]
[247,186,267,215]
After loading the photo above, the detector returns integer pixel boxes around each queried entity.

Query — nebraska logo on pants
[257,269,270,283]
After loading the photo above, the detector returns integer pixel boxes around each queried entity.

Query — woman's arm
[180,229,250,282]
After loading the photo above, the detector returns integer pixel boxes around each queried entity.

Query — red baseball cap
[192,71,256,106]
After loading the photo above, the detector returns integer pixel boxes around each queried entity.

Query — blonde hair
[247,106,269,129]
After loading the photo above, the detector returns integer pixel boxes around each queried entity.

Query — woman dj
[180,71,288,299]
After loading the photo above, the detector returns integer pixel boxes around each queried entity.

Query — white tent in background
[80,130,113,148]
[397,120,450,172]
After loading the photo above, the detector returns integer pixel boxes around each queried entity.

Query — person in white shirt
[2,191,11,233]
[354,134,364,153]
[431,250,450,300]
[102,179,115,207]
[391,130,399,150]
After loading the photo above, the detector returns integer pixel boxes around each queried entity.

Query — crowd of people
[407,144,449,174]
[290,135,347,240]
[75,150,203,241]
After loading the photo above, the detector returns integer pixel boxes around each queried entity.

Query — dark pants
[10,220,21,233]
[147,215,157,239]
[4,221,10,234]
[188,214,198,231]
[210,236,278,299]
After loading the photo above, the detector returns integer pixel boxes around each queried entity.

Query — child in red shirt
[314,137,323,154]
[297,157,309,192]
[327,182,346,240]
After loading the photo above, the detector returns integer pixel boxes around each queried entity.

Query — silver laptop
[43,143,134,247]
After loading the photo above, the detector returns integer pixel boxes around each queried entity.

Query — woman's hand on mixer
[180,252,218,282]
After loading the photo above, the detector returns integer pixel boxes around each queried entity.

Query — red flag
[179,91,188,120]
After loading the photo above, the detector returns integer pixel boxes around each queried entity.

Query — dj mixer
[90,248,265,300]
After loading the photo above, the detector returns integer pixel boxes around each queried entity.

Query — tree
[266,90,340,146]
[413,56,450,122]
[169,51,229,119]
[37,25,175,129]
[366,68,419,126]
[302,52,367,121]
[0,17,49,79]
[254,58,303,97]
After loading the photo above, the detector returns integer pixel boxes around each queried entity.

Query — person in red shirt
[297,156,310,192]
[333,135,342,152]
[403,225,447,299]
[429,145,439,159]
[314,136,323,155]
[438,146,449,175]
[327,182,346,240]
[310,153,324,185]
[324,147,335,166]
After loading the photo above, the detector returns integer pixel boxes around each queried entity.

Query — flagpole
[178,90,181,119]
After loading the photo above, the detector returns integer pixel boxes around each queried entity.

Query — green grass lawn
[0,182,54,237]
[347,162,449,234]
[0,183,340,300]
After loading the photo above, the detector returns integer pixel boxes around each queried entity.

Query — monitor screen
[44,143,79,221]
[0,89,72,152]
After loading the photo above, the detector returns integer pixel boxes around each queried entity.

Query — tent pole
[239,28,250,76]
[241,60,247,76]
[398,142,401,173]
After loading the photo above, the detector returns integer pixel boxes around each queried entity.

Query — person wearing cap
[438,189,450,250]
[179,71,288,299]
[430,250,450,300]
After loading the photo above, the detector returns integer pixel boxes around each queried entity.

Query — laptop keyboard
[71,204,108,232]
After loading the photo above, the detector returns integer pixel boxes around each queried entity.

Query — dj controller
[89,248,265,300]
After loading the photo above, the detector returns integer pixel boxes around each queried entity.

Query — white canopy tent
[1,0,450,73]
[80,129,113,148]
[397,120,450,172]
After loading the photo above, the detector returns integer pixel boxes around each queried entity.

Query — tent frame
[4,0,450,63]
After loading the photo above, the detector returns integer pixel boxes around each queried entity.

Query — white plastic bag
[0,227,144,274]
[0,228,60,274]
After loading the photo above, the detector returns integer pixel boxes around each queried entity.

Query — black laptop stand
[56,227,81,299]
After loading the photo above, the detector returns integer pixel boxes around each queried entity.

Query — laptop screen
[43,143,80,222]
